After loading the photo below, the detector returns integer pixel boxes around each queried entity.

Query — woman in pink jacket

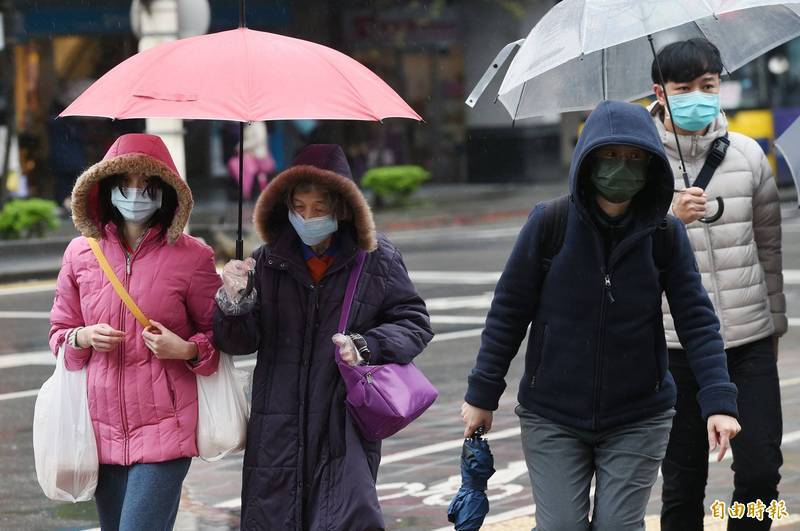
[49,133,221,530]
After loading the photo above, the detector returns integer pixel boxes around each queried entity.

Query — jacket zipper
[592,266,612,430]
[116,231,150,464]
[118,252,132,463]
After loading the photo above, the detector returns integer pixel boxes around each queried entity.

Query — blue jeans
[95,457,191,531]
[517,405,674,530]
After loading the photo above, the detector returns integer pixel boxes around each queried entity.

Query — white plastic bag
[196,353,250,461]
[32,343,98,502]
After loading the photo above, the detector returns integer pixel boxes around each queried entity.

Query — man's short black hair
[651,38,723,84]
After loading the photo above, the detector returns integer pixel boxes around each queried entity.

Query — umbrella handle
[700,196,724,224]
[470,426,485,439]
[241,269,255,297]
[236,269,255,299]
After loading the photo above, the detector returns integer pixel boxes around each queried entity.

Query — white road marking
[0,389,39,402]
[426,293,493,311]
[3,267,800,300]
[0,283,56,296]
[382,427,523,465]
[0,311,50,319]
[390,226,521,243]
[431,328,485,342]
[411,271,502,285]
[0,350,53,369]
[213,427,525,509]
[432,428,800,530]
[230,328,488,370]
[430,315,487,325]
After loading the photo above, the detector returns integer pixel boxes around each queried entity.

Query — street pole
[135,0,186,185]
[0,0,16,207]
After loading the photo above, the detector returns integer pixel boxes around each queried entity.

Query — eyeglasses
[594,151,651,162]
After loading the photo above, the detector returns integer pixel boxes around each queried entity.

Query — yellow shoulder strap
[86,238,151,328]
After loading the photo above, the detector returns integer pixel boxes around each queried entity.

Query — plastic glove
[222,257,256,302]
[331,333,363,366]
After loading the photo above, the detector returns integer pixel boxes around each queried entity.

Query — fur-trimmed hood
[253,144,377,251]
[71,133,193,244]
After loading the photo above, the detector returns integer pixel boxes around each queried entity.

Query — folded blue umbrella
[447,428,496,531]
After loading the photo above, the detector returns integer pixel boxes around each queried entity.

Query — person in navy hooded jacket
[461,100,741,529]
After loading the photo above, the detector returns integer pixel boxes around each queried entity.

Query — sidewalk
[0,182,567,283]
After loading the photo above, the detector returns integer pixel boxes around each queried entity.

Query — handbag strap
[335,249,367,363]
[86,238,151,328]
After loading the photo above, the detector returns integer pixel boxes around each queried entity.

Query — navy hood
[569,100,674,223]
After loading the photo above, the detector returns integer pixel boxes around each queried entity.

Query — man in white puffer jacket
[653,39,786,531]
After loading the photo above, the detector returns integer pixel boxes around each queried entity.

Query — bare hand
[222,257,256,300]
[707,414,741,462]
[461,402,493,438]
[142,320,196,361]
[77,324,125,352]
[672,187,707,224]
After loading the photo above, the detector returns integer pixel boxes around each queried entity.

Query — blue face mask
[288,209,338,246]
[667,91,720,132]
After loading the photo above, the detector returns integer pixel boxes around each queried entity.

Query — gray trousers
[517,405,674,531]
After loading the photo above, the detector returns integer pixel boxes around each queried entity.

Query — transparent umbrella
[774,117,800,207]
[468,0,800,224]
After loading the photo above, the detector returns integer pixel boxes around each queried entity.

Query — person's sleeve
[465,206,544,411]
[752,152,786,337]
[360,249,434,365]
[664,219,738,419]
[213,249,263,356]
[184,248,222,376]
[48,246,92,371]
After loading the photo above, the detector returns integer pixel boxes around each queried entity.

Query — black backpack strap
[539,194,570,273]
[692,133,729,190]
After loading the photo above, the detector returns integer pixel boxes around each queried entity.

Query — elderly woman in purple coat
[213,144,434,531]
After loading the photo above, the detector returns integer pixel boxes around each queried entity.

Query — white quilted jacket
[653,105,787,349]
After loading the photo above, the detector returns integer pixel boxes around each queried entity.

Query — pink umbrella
[60,28,421,123]
[61,19,421,262]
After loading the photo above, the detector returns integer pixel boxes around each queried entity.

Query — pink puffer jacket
[49,134,221,466]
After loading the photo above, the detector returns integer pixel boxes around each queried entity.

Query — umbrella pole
[240,0,246,28]
[647,35,724,224]
[647,35,690,188]
[237,121,245,260]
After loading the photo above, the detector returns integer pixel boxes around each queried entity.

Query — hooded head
[71,133,193,244]
[253,144,377,251]
[570,100,674,223]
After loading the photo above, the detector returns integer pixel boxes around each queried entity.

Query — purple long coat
[214,145,434,531]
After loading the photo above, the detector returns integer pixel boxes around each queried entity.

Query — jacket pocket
[525,323,549,388]
[164,368,178,413]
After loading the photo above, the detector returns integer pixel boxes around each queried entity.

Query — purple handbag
[334,250,438,441]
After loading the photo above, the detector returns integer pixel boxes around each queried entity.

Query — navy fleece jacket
[465,100,738,430]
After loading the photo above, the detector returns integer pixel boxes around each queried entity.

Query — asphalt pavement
[1,194,800,530]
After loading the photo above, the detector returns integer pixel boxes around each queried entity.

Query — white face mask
[111,187,163,224]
